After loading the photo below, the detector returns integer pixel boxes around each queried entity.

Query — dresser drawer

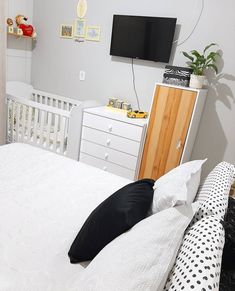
[80,153,135,180]
[83,112,143,141]
[80,140,137,170]
[82,126,140,156]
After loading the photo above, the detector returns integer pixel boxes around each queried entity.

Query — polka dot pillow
[192,162,235,224]
[164,216,225,291]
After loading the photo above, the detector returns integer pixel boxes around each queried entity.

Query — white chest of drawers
[79,106,148,180]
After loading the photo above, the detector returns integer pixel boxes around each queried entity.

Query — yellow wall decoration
[77,0,87,19]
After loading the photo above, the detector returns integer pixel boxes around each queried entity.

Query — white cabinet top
[84,106,148,127]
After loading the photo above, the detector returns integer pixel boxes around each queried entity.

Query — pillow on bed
[221,197,235,270]
[68,179,154,263]
[220,197,235,290]
[152,159,206,213]
[192,162,235,224]
[74,203,198,291]
[164,216,225,291]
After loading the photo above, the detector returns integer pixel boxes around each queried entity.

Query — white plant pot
[189,74,205,89]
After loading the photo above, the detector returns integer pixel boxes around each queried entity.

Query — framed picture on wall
[60,24,74,39]
[85,26,101,42]
[74,19,86,38]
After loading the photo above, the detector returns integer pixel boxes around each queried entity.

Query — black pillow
[68,179,154,263]
[221,197,235,270]
[220,197,235,291]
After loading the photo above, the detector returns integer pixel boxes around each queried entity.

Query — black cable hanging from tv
[131,58,140,111]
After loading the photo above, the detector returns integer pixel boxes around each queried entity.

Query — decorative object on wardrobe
[139,83,207,180]
[163,65,192,87]
[80,106,148,180]
[77,0,88,19]
[182,43,220,89]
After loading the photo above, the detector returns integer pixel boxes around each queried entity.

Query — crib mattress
[0,143,132,291]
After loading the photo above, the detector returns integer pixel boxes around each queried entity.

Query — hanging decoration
[77,0,87,19]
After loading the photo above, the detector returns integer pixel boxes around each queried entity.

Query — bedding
[152,159,206,213]
[68,179,154,263]
[0,143,132,291]
[192,162,235,224]
[75,203,198,291]
[164,216,225,291]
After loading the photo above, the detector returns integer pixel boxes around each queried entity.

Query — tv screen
[110,15,177,63]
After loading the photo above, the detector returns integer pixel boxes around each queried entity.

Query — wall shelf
[7,32,36,40]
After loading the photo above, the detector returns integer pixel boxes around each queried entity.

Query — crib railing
[7,94,70,155]
[31,89,82,112]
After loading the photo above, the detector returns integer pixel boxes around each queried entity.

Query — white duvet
[0,143,131,291]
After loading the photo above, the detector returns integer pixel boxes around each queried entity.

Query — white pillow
[70,203,199,291]
[152,159,207,213]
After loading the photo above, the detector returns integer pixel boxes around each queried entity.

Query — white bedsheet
[0,143,132,291]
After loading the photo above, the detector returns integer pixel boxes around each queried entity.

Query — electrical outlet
[79,71,86,81]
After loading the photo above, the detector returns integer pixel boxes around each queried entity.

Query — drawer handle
[103,166,107,171]
[106,139,111,146]
[104,153,109,160]
[108,125,113,132]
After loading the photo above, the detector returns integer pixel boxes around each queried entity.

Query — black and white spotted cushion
[164,216,225,291]
[191,162,235,224]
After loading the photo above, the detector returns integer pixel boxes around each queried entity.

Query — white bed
[0,143,231,291]
[0,143,131,291]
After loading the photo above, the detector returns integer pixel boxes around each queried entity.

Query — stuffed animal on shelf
[7,18,14,26]
[15,15,37,38]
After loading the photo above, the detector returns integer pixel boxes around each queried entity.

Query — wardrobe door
[139,85,197,180]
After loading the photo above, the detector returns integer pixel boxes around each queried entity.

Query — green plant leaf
[191,50,202,59]
[182,51,194,62]
[207,64,218,74]
[203,43,218,54]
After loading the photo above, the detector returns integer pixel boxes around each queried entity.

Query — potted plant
[182,43,220,89]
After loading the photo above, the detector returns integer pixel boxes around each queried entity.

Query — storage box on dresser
[80,106,148,180]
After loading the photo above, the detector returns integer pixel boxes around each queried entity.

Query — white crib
[6,82,99,160]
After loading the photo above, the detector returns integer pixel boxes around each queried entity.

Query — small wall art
[85,26,101,42]
[77,0,88,19]
[74,19,86,38]
[60,24,74,39]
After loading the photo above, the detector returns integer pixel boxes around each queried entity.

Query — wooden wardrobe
[139,83,207,180]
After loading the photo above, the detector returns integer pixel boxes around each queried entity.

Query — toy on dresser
[107,98,148,119]
[108,98,132,111]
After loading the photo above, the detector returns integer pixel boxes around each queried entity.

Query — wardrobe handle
[103,166,107,171]
[104,153,109,160]
[176,140,182,150]
[106,139,111,146]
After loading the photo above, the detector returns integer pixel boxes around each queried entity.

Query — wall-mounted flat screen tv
[110,15,177,63]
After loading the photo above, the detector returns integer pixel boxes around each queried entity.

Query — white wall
[7,0,34,83]
[31,0,235,176]
[0,0,6,144]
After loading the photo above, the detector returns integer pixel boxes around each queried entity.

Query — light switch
[79,71,86,81]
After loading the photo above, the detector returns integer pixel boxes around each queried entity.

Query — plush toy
[7,18,14,26]
[15,15,36,38]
